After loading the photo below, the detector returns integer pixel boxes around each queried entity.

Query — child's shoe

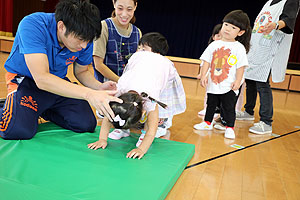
[194,121,213,130]
[224,127,235,139]
[108,129,130,140]
[136,133,145,147]
[198,109,206,116]
[155,127,167,138]
[214,122,226,131]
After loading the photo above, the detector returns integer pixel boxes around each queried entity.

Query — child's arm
[198,61,210,87]
[232,66,245,91]
[87,117,112,150]
[126,105,159,159]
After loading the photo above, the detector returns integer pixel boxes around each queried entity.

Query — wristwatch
[275,22,279,30]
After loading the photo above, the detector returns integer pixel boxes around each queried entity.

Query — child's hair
[55,0,101,43]
[109,92,143,129]
[222,10,251,53]
[208,24,222,44]
[138,32,169,56]
[112,0,138,24]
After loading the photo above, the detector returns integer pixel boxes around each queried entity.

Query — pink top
[117,51,176,112]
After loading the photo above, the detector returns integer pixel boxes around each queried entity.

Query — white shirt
[200,40,248,95]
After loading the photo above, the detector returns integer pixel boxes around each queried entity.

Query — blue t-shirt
[4,12,93,79]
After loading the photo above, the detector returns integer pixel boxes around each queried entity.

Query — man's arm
[24,53,121,121]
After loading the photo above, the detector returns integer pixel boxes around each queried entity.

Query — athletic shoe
[236,111,254,121]
[224,127,235,139]
[214,122,226,131]
[194,121,213,130]
[198,109,206,116]
[198,110,219,119]
[96,110,104,119]
[249,121,272,134]
[155,127,167,138]
[108,129,130,140]
[136,133,145,147]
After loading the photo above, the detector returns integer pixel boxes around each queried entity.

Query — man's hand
[86,90,122,121]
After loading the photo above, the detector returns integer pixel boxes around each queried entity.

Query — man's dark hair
[55,0,101,43]
[138,32,169,56]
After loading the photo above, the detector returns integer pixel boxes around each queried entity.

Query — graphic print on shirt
[253,11,273,35]
[65,56,77,65]
[211,47,234,84]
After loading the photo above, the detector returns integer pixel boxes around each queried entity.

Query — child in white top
[194,10,251,139]
[88,33,186,159]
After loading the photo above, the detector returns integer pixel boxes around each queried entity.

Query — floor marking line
[185,129,300,170]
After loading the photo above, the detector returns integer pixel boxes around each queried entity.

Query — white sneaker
[96,110,104,119]
[155,127,167,138]
[108,129,130,140]
[136,133,145,147]
[198,109,206,116]
[224,127,235,139]
[214,122,226,131]
[194,121,213,130]
[164,117,173,129]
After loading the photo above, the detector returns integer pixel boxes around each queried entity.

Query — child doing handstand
[88,32,186,159]
[194,10,251,139]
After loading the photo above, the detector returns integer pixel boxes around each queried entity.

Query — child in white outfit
[194,10,251,139]
[88,33,186,159]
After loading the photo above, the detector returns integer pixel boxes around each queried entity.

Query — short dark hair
[55,0,101,43]
[138,32,169,56]
[223,10,251,53]
[208,24,222,44]
[110,92,143,129]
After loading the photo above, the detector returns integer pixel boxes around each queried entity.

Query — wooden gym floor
[1,52,300,200]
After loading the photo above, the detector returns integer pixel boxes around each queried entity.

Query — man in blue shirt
[0,0,121,140]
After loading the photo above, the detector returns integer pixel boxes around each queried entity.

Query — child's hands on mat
[126,148,145,159]
[88,139,107,150]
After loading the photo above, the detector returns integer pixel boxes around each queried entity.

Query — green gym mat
[0,122,195,200]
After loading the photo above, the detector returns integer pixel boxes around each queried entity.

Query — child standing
[88,33,186,159]
[194,10,251,139]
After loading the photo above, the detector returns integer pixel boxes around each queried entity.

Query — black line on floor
[185,129,300,170]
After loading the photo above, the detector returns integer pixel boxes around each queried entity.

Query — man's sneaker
[155,127,167,138]
[96,110,104,119]
[136,133,145,147]
[236,111,254,121]
[194,121,213,130]
[108,129,130,140]
[249,121,272,134]
[224,127,235,139]
[214,122,226,131]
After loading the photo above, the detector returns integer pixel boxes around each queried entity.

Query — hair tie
[133,102,138,106]
[113,115,125,126]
